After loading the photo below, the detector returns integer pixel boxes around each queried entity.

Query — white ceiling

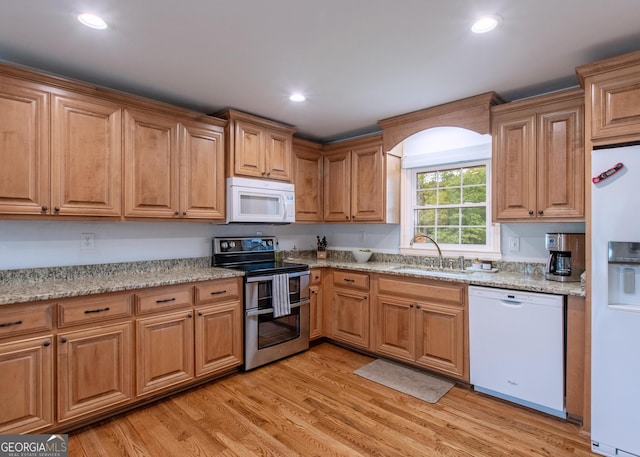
[1,1,639,142]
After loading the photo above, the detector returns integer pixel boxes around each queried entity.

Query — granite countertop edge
[0,258,584,306]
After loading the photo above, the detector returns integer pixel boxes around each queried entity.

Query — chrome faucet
[410,234,444,269]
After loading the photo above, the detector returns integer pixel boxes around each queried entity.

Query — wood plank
[67,342,592,457]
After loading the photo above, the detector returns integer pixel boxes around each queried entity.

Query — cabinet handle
[84,306,110,314]
[416,305,421,309]
[0,320,23,328]
[409,304,414,308]
[345,215,349,219]
[266,172,271,176]
[54,207,60,212]
[538,210,544,215]
[343,278,355,283]
[41,206,48,212]
[60,337,68,343]
[174,211,179,216]
[187,313,193,318]
[156,297,176,303]
[528,210,534,216]
[183,211,187,216]
[311,290,317,294]
[43,340,51,347]
[210,290,227,295]
[261,171,266,176]
[198,311,203,316]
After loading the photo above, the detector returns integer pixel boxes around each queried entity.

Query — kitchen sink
[390,265,474,279]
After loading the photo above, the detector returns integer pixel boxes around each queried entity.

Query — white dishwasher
[468,286,566,418]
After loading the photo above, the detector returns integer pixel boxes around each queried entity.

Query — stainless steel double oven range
[212,237,310,370]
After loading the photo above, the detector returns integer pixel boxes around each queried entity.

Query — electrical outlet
[80,233,95,250]
[508,236,520,251]
[359,231,365,242]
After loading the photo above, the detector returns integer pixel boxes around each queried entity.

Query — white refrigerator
[591,144,640,457]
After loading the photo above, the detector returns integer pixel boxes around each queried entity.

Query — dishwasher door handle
[500,299,523,307]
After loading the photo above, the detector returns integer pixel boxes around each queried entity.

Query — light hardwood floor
[68,342,592,456]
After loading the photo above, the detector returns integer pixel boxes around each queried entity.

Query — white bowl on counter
[352,250,373,263]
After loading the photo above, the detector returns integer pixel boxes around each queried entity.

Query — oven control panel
[213,236,276,254]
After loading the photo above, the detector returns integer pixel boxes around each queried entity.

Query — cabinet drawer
[58,293,132,328]
[310,269,322,285]
[194,277,241,305]
[0,303,52,338]
[333,270,369,290]
[134,285,193,315]
[378,276,465,305]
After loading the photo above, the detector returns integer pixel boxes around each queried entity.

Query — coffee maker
[545,233,585,282]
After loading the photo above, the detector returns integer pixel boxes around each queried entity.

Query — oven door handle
[245,271,309,283]
[245,300,309,317]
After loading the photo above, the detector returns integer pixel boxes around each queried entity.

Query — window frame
[400,158,501,259]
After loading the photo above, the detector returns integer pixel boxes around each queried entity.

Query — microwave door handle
[281,193,286,219]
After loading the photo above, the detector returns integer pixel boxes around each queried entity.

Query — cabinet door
[124,109,180,218]
[57,322,133,422]
[0,78,49,215]
[331,287,369,348]
[351,143,384,222]
[536,101,584,218]
[265,129,292,181]
[492,113,537,220]
[0,335,53,434]
[309,284,323,340]
[136,311,194,396]
[51,93,122,216]
[293,145,323,222]
[234,120,265,178]
[324,150,351,222]
[415,303,466,379]
[375,295,415,362]
[194,301,242,377]
[181,121,225,220]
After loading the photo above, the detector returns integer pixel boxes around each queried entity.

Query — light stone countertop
[0,256,584,306]
[296,258,585,297]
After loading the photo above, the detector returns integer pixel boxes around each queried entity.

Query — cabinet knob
[54,207,60,212]
[538,210,544,215]
[43,340,51,347]
[410,304,414,308]
[60,337,68,344]
[261,171,266,176]
[198,311,203,316]
[174,211,179,216]
[528,210,534,216]
[345,215,349,220]
[182,211,187,216]
[187,313,193,318]
[416,305,421,309]
[41,206,48,212]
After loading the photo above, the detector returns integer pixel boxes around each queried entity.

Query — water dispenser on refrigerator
[608,242,640,310]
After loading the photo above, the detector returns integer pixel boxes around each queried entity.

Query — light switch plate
[508,236,520,251]
[80,233,95,250]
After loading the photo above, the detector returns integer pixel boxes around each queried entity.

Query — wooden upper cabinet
[576,50,640,145]
[293,138,323,222]
[51,93,122,217]
[492,88,584,222]
[324,134,394,223]
[0,77,49,215]
[124,109,181,218]
[218,109,296,182]
[181,121,225,220]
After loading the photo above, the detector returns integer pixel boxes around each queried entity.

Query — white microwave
[226,177,295,223]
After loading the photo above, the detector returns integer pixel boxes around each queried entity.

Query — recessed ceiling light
[78,13,108,30]
[471,15,502,33]
[289,93,306,102]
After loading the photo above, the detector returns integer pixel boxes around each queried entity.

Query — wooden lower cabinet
[57,322,133,422]
[330,272,370,349]
[0,335,53,434]
[136,310,194,397]
[195,301,242,377]
[309,268,323,340]
[374,275,468,381]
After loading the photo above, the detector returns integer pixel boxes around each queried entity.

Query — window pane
[438,188,461,205]
[439,169,461,187]
[461,207,486,226]
[461,227,486,244]
[462,166,486,185]
[417,189,437,205]
[437,208,459,226]
[417,171,438,189]
[462,186,486,204]
[416,209,435,225]
[438,227,460,244]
